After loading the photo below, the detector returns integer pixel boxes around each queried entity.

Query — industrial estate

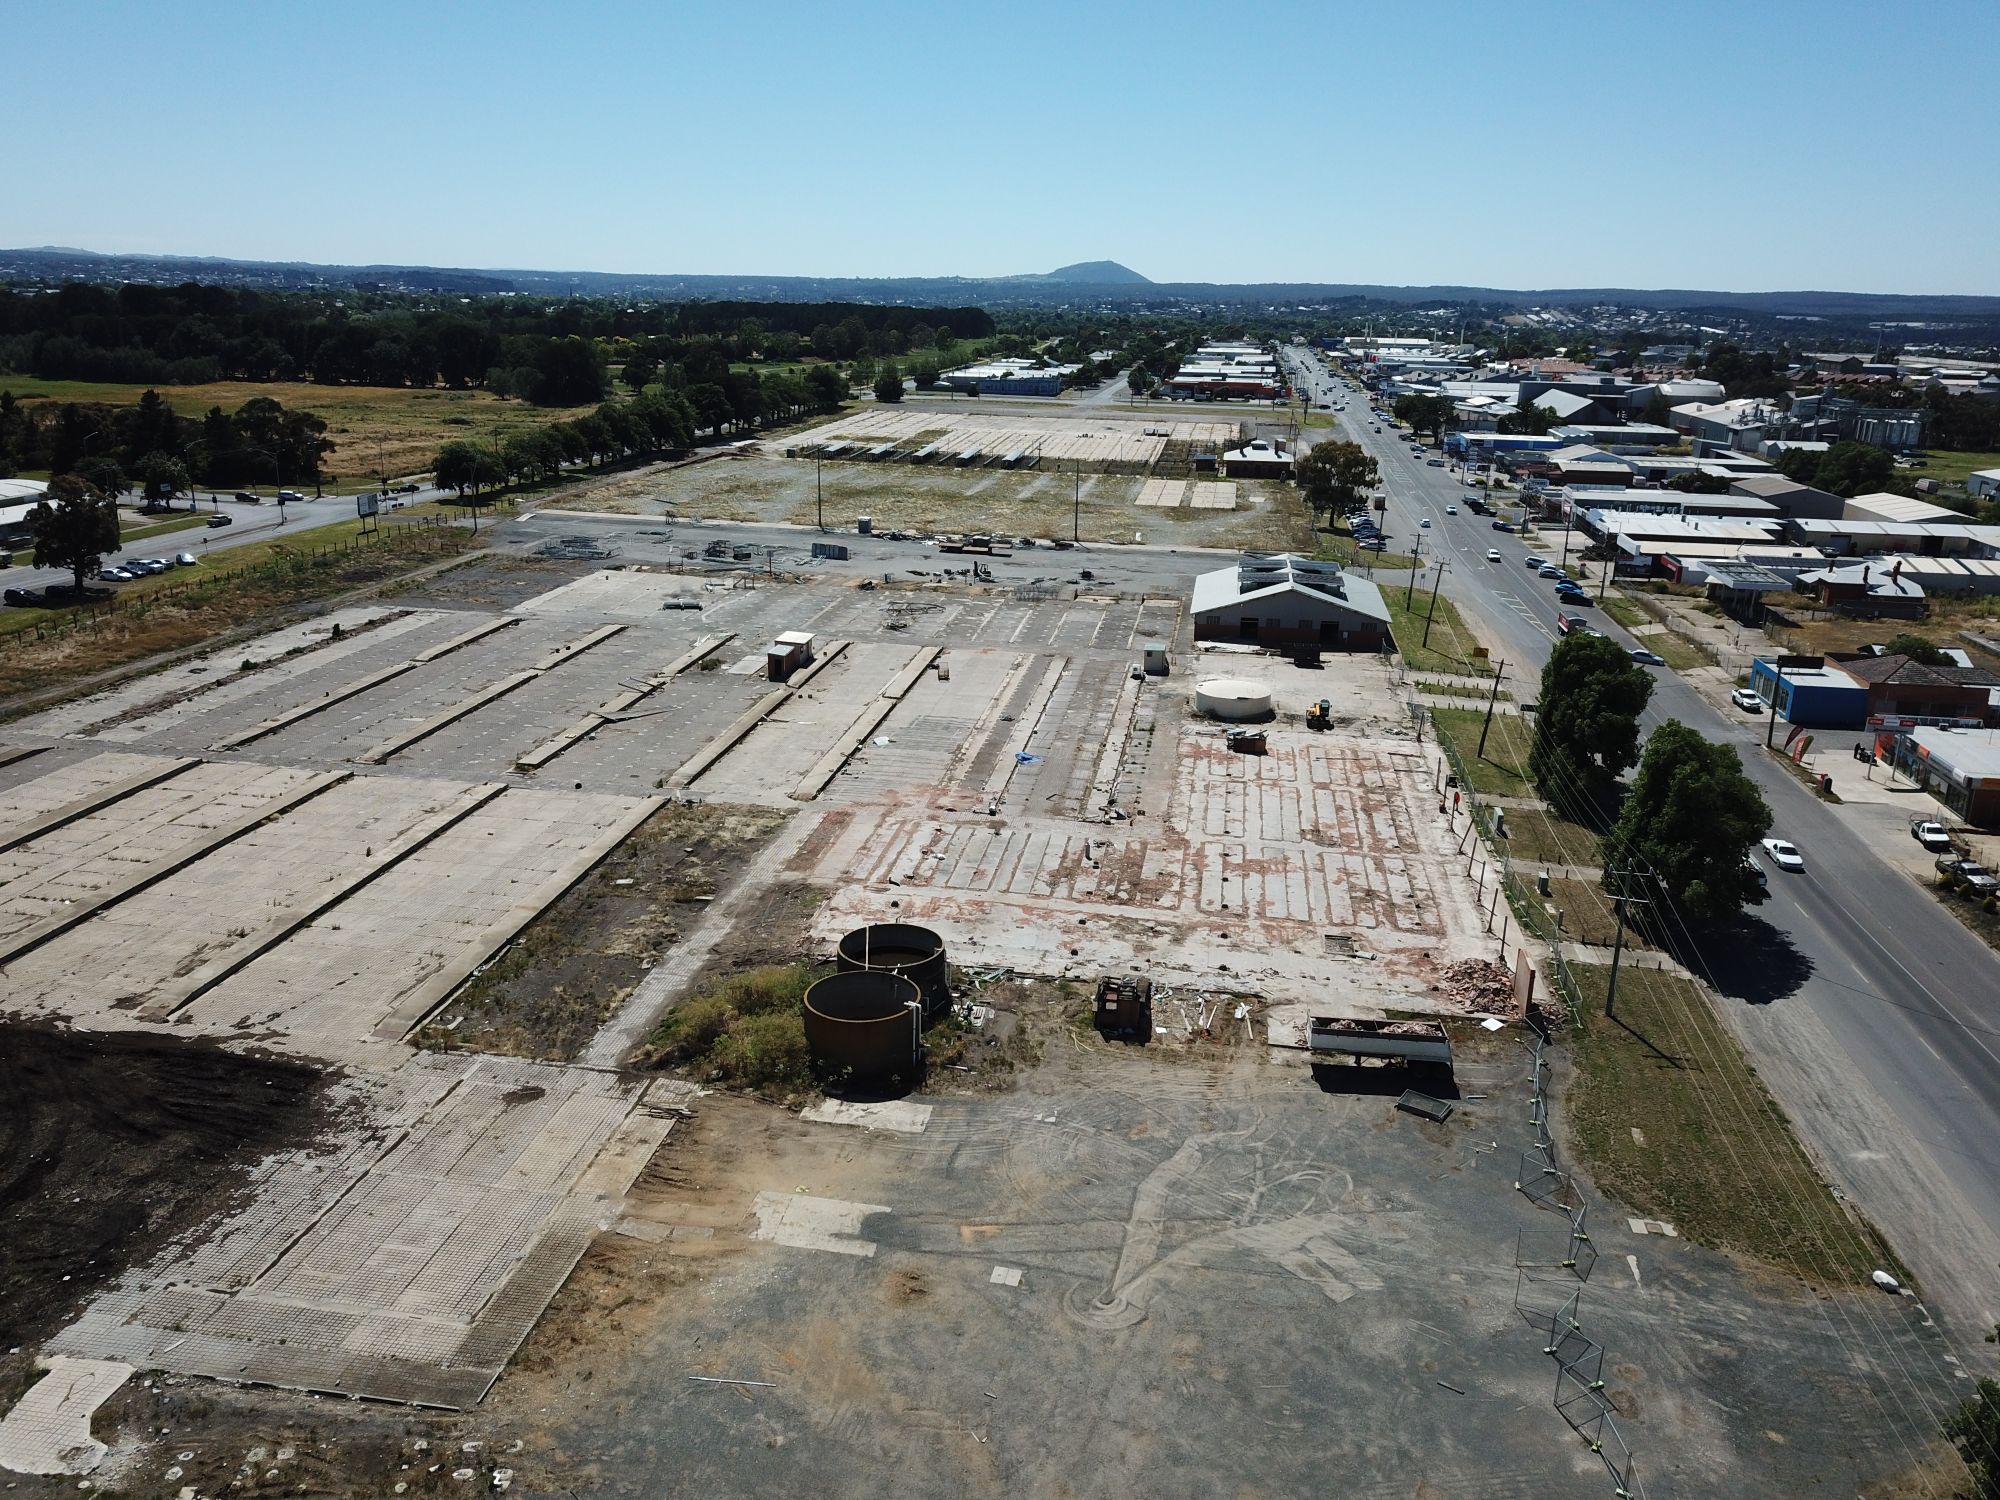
[6,95,2000,1500]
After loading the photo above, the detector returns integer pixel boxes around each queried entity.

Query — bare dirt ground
[0,1024,327,1348]
[417,802,788,1060]
[382,552,607,611]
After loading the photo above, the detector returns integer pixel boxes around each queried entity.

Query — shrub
[652,992,733,1063]
[710,1009,814,1094]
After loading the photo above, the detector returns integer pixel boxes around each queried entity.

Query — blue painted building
[1748,657,1868,728]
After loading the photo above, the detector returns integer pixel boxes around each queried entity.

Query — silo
[836,923,951,1022]
[803,970,923,1085]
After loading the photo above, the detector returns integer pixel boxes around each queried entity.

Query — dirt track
[0,1024,326,1347]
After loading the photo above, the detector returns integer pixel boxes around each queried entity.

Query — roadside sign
[356,493,380,518]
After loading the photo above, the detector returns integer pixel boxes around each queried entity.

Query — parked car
[1909,818,1952,851]
[1761,838,1806,873]
[206,513,234,528]
[395,482,422,493]
[1538,564,1566,579]
[1427,458,1444,467]
[1485,548,1502,562]
[175,551,198,567]
[1731,686,1764,712]
[276,489,306,503]
[1629,648,1666,666]
[137,557,170,574]
[1936,856,2000,895]
[3,587,44,607]
[98,566,135,582]
[1491,520,1515,531]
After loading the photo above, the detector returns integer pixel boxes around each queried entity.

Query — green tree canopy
[873,362,905,405]
[1530,632,1655,816]
[1393,393,1454,437]
[1496,402,1557,436]
[1808,440,1894,498]
[1602,720,1771,923]
[31,473,122,589]
[1296,439,1379,522]
[1883,633,1955,666]
[1943,1379,2000,1499]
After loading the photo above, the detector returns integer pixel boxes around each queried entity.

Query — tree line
[431,363,848,499]
[0,283,994,404]
[0,387,333,494]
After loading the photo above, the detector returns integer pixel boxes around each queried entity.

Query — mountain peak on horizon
[1027,260,1151,285]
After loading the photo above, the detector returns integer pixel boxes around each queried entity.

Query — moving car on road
[1445,504,1458,514]
[1629,648,1666,666]
[1485,548,1501,562]
[1761,838,1806,873]
[1731,687,1764,712]
[206,513,234,528]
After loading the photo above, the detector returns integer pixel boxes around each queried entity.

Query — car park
[1731,687,1764,712]
[1629,648,1666,666]
[1485,548,1501,562]
[206,513,234,528]
[1910,818,1953,852]
[1761,838,1806,873]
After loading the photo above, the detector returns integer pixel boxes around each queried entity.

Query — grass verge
[1565,963,1903,1284]
[1645,629,1711,672]
[120,513,211,544]
[1493,805,1605,869]
[1386,586,1495,677]
[1598,594,1648,631]
[1430,706,1532,797]
[1417,678,1512,701]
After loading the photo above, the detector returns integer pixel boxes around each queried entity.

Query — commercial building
[1220,439,1295,480]
[1788,517,2000,558]
[1793,561,1927,617]
[1827,653,2000,723]
[1893,727,2000,829]
[1844,492,1964,525]
[0,480,50,550]
[1548,423,1683,450]
[1165,343,1282,401]
[1728,474,1846,521]
[937,358,1075,397]
[1191,553,1390,652]
[1748,657,1868,728]
[1967,469,2000,501]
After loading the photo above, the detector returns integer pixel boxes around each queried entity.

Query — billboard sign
[356,493,380,518]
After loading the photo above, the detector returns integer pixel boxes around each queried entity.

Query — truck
[1909,817,1954,853]
[1936,856,2000,897]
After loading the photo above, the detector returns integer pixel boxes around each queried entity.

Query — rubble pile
[1429,958,1514,1010]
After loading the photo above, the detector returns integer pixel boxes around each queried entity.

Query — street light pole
[816,451,825,532]
[1073,459,1081,545]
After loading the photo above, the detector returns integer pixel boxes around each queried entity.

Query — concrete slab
[0,1358,132,1476]
[750,1190,889,1257]
[801,1099,934,1134]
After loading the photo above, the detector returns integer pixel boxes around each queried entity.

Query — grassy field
[0,376,578,486]
[1316,531,1416,570]
[1598,594,1648,630]
[1642,627,1711,672]
[1565,964,1901,1284]
[1430,706,1532,797]
[1416,678,1512,701]
[1913,448,2000,491]
[1772,593,2000,667]
[0,516,473,705]
[1385,586,1497,677]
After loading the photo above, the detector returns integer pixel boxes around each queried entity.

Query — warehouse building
[1220,438,1295,479]
[1191,553,1390,652]
[937,358,1076,397]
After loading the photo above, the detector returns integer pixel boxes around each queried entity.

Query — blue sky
[9,0,1997,294]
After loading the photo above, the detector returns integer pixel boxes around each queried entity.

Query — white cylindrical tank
[1195,678,1274,721]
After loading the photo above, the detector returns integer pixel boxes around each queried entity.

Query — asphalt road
[2,486,451,595]
[1281,349,2000,1350]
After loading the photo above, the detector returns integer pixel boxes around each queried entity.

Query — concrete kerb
[791,698,901,802]
[515,631,738,772]
[0,756,202,854]
[139,780,511,1021]
[0,769,353,967]
[781,638,850,692]
[353,669,543,765]
[355,623,628,765]
[0,744,49,772]
[209,617,520,751]
[984,656,1071,801]
[371,792,669,1043]
[667,688,791,790]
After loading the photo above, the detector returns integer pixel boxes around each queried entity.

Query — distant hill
[1021,260,1152,285]
[2,245,1996,322]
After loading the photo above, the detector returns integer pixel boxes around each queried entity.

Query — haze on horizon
[11,0,1998,297]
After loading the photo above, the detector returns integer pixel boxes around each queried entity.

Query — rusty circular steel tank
[803,970,923,1085]
[835,923,950,1022]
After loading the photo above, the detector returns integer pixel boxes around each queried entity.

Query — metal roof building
[1191,553,1390,653]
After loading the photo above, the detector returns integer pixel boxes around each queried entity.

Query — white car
[1629,648,1666,666]
[1486,548,1501,562]
[1420,517,1432,529]
[1445,504,1458,515]
[1731,687,1765,712]
[1760,838,1805,873]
